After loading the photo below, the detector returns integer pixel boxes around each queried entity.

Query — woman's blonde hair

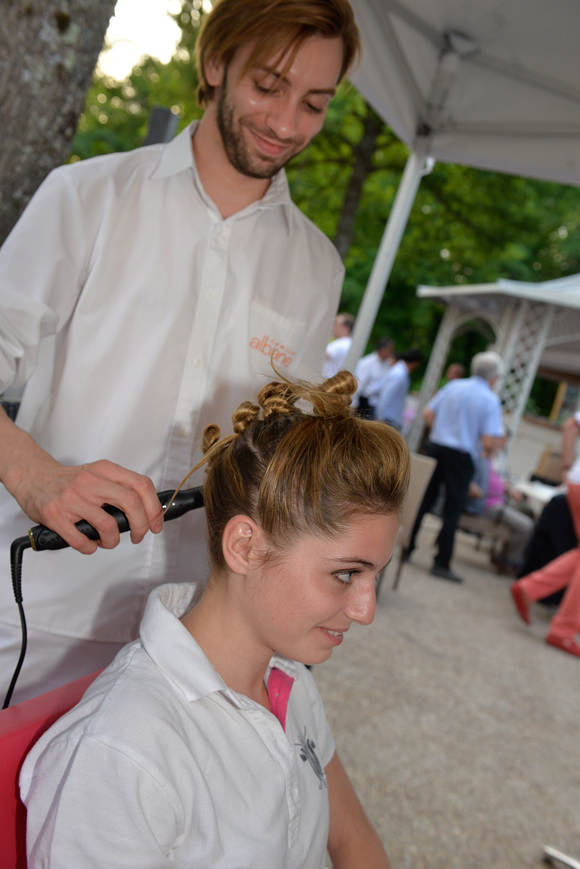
[192,371,410,569]
[195,0,360,107]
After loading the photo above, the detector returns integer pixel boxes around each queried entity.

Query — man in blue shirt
[407,351,504,583]
[376,348,422,430]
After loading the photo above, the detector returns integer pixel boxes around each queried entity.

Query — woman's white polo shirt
[20,583,336,868]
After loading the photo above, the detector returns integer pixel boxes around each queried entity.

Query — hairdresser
[0,0,359,701]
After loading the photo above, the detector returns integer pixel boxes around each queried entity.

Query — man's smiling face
[208,34,344,179]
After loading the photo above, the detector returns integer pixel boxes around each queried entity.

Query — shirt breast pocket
[248,300,305,373]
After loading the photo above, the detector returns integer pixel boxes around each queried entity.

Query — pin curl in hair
[163,368,358,515]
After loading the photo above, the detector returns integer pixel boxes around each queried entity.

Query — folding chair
[0,670,102,869]
[375,452,437,600]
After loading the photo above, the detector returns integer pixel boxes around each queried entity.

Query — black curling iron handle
[28,487,204,552]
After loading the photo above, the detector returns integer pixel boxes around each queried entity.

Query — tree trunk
[0,0,117,245]
[333,108,384,260]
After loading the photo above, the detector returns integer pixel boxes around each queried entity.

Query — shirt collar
[140,583,226,702]
[150,119,294,232]
[472,375,492,390]
[140,583,300,705]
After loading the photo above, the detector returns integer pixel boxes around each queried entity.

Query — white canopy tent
[405,272,580,452]
[345,0,580,368]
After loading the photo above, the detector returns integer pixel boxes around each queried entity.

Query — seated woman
[465,441,534,576]
[20,371,410,869]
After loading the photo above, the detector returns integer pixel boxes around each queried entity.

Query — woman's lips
[319,627,347,646]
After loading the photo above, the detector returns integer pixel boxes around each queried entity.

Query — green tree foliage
[287,90,580,370]
[70,0,205,160]
[71,4,580,380]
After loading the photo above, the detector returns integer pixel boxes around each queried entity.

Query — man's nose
[267,97,298,139]
[345,581,376,626]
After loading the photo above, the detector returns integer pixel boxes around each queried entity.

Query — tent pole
[344,135,432,371]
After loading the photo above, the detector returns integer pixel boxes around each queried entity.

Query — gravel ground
[314,515,580,869]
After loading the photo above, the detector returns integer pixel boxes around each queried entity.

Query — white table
[512,479,565,515]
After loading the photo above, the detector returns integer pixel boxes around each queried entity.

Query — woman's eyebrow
[326,557,376,569]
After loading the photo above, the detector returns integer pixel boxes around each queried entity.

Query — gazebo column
[407,302,462,452]
[497,301,555,449]
[493,301,518,360]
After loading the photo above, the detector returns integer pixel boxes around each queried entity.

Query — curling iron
[3,486,204,709]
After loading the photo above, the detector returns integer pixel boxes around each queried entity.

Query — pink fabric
[485,463,505,510]
[519,483,580,640]
[267,668,294,732]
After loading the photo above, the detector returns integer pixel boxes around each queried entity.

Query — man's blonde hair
[195,0,360,107]
[199,371,410,570]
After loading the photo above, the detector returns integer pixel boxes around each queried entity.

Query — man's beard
[216,70,304,179]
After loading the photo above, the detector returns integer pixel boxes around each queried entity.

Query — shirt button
[193,358,201,367]
[178,426,188,437]
[206,291,214,299]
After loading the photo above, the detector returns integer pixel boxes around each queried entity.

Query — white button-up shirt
[377,359,410,427]
[322,335,351,378]
[20,583,336,869]
[0,122,344,642]
[353,351,392,407]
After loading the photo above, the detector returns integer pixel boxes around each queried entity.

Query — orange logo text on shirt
[250,335,295,368]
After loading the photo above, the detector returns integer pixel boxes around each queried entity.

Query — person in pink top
[465,445,534,576]
[511,412,580,657]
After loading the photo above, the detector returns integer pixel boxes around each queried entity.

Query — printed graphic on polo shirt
[296,727,327,790]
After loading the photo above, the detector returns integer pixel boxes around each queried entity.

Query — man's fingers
[90,461,164,535]
[21,460,164,554]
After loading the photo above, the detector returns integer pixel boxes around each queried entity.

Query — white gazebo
[406,272,580,454]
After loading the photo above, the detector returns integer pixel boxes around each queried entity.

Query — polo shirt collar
[150,120,294,232]
[140,583,299,705]
[141,583,226,702]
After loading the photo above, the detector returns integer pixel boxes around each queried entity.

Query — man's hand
[422,406,435,428]
[0,407,163,554]
[468,481,483,499]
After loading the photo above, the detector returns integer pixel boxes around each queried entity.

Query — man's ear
[205,54,226,90]
[222,515,264,575]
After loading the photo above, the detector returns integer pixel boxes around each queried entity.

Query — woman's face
[245,512,399,666]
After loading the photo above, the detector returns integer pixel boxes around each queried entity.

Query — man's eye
[334,570,355,584]
[254,81,276,95]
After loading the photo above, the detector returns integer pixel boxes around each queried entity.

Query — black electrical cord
[2,536,31,709]
[2,487,204,709]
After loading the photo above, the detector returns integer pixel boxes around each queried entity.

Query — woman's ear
[222,515,263,575]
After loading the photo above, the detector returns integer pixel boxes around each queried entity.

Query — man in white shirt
[0,0,360,700]
[322,312,355,378]
[353,336,393,418]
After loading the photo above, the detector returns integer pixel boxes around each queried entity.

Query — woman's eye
[335,570,355,584]
[305,102,324,114]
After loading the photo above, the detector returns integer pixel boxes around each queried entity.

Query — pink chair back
[0,670,102,869]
